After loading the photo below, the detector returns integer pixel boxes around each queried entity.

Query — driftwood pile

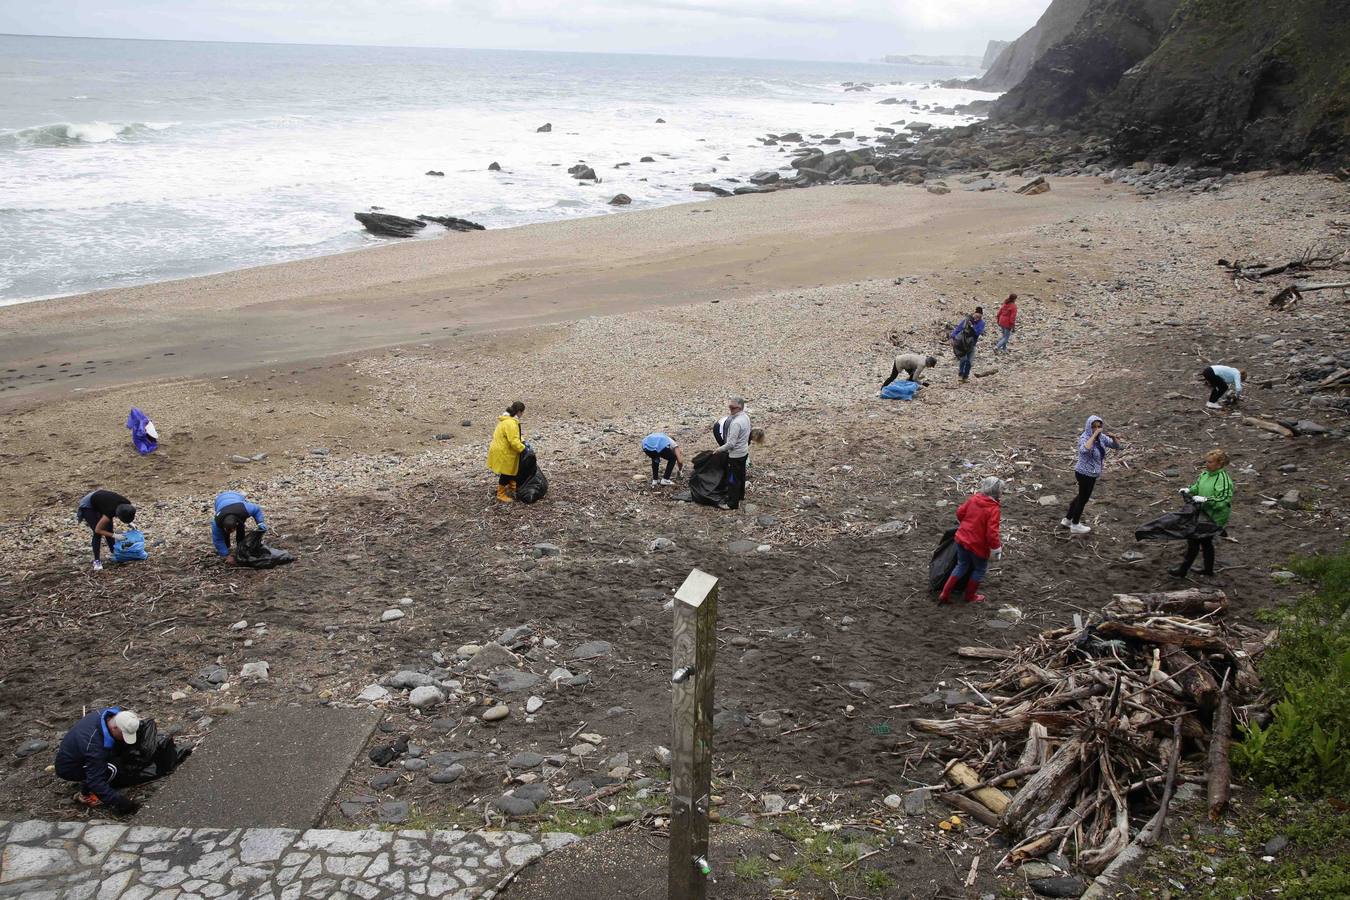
[912,588,1271,875]
[1219,244,1350,309]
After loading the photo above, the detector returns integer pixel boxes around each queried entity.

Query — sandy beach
[3,173,1347,895]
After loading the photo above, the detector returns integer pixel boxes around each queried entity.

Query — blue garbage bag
[880,380,920,400]
[126,408,158,455]
[113,529,148,562]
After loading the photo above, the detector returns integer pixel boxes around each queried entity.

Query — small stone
[239,661,270,682]
[904,788,929,816]
[532,543,561,557]
[369,771,399,790]
[571,743,597,757]
[1278,490,1301,509]
[495,795,537,817]
[1037,495,1059,506]
[762,794,786,814]
[570,640,613,660]
[882,794,903,811]
[482,704,510,722]
[408,686,445,710]
[385,670,434,689]
[728,539,759,554]
[513,784,550,803]
[456,644,483,658]
[649,537,676,552]
[525,696,545,713]
[380,609,406,622]
[376,800,409,824]
[1029,876,1087,898]
[230,620,249,631]
[430,764,466,783]
[401,758,427,772]
[510,752,546,769]
[1264,835,1289,856]
[357,684,390,702]
[1120,551,1146,562]
[578,732,603,745]
[493,669,542,693]
[653,745,672,766]
[548,667,573,683]
[1021,861,1059,879]
[758,711,782,728]
[14,739,50,758]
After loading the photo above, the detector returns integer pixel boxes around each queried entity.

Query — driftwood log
[1207,689,1233,821]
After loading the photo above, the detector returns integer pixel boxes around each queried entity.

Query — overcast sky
[0,1,1048,62]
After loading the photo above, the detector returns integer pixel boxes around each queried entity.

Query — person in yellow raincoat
[487,401,527,502]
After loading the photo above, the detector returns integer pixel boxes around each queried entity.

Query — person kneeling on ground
[881,353,938,390]
[212,490,266,565]
[487,401,527,503]
[641,432,684,486]
[940,476,1003,604]
[1170,448,1234,578]
[1201,365,1246,409]
[53,707,189,815]
[76,489,136,571]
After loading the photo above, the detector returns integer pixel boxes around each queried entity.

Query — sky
[0,0,1049,62]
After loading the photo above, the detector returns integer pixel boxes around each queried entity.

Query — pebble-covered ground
[1,174,1346,898]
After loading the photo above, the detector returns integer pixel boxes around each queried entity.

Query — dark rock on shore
[749,171,780,185]
[655,118,666,123]
[692,183,732,197]
[569,164,598,181]
[355,212,426,238]
[416,215,486,232]
[425,170,444,177]
[488,162,502,171]
[733,185,775,195]
[536,123,552,133]
[608,194,632,205]
[639,156,655,162]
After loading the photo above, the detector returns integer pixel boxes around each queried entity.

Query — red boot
[963,580,986,603]
[938,575,960,603]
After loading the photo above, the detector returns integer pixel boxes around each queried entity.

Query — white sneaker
[1206,402,1222,410]
[1069,523,1092,535]
[651,479,660,488]
[659,478,675,486]
[1060,518,1072,528]
[92,559,103,571]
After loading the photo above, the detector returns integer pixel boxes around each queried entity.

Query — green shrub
[1235,551,1350,795]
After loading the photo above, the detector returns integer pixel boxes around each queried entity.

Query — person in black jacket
[76,490,136,571]
[53,707,187,814]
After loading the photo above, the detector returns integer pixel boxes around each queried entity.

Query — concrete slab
[141,706,379,829]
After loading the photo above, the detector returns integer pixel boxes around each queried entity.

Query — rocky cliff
[975,0,1091,90]
[981,40,1012,69]
[987,0,1350,168]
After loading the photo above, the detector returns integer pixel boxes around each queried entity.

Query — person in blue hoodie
[212,490,266,565]
[1061,415,1120,535]
[949,307,985,383]
[53,707,144,814]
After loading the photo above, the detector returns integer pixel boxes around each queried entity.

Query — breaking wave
[1,121,173,148]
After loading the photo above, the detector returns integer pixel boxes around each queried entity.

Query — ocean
[0,35,990,305]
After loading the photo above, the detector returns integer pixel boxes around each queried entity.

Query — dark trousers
[1203,367,1228,403]
[726,455,748,509]
[645,447,677,480]
[79,507,114,560]
[1066,473,1097,524]
[881,363,918,389]
[498,474,514,486]
[1180,537,1216,575]
[215,503,248,552]
[958,350,976,379]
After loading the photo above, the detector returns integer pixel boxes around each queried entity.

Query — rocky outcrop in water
[416,216,486,232]
[355,212,426,238]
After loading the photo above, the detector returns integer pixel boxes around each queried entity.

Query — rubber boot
[938,575,960,604]
[508,479,518,497]
[496,484,514,503]
[963,580,986,603]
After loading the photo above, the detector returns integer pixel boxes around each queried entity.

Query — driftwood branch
[1207,688,1233,821]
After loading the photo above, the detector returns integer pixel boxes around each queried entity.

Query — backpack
[113,530,148,562]
[952,319,975,357]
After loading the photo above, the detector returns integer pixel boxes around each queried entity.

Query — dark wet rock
[609,193,632,205]
[488,161,502,171]
[568,164,598,180]
[536,123,552,133]
[1029,876,1087,898]
[425,170,444,176]
[692,183,732,197]
[368,735,409,766]
[733,185,775,195]
[639,156,655,162]
[416,215,486,232]
[355,212,426,238]
[749,171,781,185]
[655,118,666,123]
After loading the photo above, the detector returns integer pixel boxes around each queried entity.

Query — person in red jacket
[993,293,1018,352]
[939,476,1004,603]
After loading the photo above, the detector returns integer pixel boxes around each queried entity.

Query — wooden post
[669,568,718,900]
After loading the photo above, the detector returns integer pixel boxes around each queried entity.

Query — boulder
[425,170,444,176]
[749,170,780,185]
[639,156,655,162]
[733,185,775,195]
[692,183,732,197]
[416,215,486,232]
[488,161,502,171]
[408,686,445,710]
[1016,175,1051,195]
[354,212,426,238]
[536,123,552,132]
[609,193,632,205]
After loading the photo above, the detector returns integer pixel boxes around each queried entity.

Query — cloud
[0,0,1051,59]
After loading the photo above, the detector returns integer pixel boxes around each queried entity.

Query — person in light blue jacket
[212,491,266,564]
[1061,415,1120,535]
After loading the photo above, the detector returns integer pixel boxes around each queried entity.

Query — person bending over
[212,490,266,564]
[76,489,136,571]
[1201,365,1246,409]
[939,477,1003,604]
[641,432,684,486]
[950,307,985,383]
[487,401,528,503]
[881,353,938,389]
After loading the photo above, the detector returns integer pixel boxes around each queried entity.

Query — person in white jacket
[1201,365,1246,409]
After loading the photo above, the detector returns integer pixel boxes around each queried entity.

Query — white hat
[111,710,140,744]
[145,422,159,441]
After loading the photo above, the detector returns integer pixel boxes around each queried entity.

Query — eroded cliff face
[975,0,1092,90]
[1105,0,1350,167]
[985,0,1349,168]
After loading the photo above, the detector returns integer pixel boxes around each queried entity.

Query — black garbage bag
[1134,503,1224,543]
[516,448,548,504]
[929,527,969,597]
[689,450,730,507]
[112,718,188,786]
[235,529,296,569]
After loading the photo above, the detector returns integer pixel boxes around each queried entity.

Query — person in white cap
[53,706,187,814]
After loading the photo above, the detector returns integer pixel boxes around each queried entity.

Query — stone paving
[0,818,579,899]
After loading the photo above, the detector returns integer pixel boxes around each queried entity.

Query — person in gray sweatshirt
[715,397,752,510]
[881,353,938,390]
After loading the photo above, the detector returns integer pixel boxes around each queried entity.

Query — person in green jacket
[1170,448,1234,578]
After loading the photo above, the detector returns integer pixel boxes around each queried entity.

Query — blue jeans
[958,349,976,379]
[994,326,1013,351]
[951,544,989,582]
